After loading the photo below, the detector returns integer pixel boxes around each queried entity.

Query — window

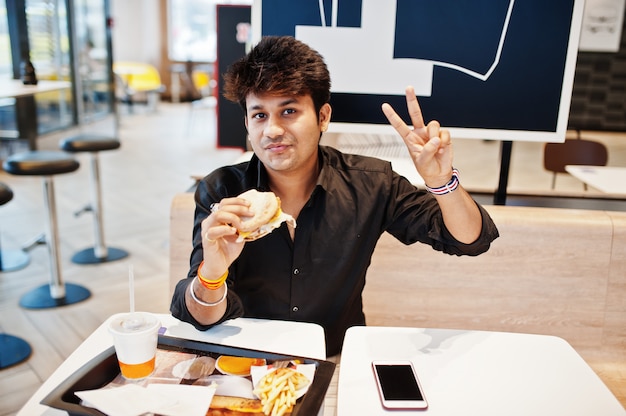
[24,0,73,132]
[74,0,112,121]
[167,0,251,62]
[0,0,11,78]
[1,0,17,140]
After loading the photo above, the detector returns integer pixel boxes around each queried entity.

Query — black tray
[41,334,336,416]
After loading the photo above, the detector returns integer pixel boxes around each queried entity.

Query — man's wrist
[424,168,460,195]
[197,260,228,289]
[189,277,228,307]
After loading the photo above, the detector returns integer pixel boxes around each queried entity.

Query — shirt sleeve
[429,202,500,256]
[386,174,499,256]
[170,276,244,331]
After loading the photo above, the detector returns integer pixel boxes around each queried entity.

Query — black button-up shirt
[171,146,499,356]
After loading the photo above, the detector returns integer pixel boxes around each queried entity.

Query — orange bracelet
[197,261,228,290]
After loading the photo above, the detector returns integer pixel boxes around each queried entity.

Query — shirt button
[292,306,299,312]
[293,268,300,275]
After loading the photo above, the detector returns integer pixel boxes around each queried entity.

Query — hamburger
[236,189,296,242]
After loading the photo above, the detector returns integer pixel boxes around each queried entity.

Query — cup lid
[109,312,160,335]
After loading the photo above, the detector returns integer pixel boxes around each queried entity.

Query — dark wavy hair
[223,36,331,116]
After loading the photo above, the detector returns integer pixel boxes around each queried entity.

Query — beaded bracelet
[425,168,460,195]
[197,260,228,290]
[189,277,228,307]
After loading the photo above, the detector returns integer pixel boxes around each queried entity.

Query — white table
[565,165,626,194]
[18,314,326,416]
[338,326,625,415]
[0,79,71,150]
[0,80,71,99]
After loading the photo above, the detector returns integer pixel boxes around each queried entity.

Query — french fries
[253,367,310,416]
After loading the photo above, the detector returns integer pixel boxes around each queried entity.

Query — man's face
[245,93,331,175]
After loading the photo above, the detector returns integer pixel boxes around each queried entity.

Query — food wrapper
[250,363,315,400]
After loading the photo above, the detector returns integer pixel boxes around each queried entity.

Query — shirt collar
[244,153,271,191]
[316,146,335,193]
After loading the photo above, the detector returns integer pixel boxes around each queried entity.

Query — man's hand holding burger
[186,196,249,323]
[200,189,297,279]
[200,195,250,279]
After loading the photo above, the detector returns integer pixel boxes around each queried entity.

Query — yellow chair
[192,70,212,97]
[113,62,165,112]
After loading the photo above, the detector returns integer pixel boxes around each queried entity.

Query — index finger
[208,196,252,226]
[381,102,413,141]
[211,196,251,213]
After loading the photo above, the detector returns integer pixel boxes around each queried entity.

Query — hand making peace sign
[382,86,454,188]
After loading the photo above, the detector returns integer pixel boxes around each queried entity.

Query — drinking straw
[129,264,135,314]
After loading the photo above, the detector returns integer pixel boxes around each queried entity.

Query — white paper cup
[108,312,160,379]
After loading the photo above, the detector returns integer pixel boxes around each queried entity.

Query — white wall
[110,0,161,66]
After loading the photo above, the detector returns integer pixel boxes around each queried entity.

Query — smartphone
[372,360,428,410]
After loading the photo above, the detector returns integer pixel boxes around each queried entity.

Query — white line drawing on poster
[296,0,515,96]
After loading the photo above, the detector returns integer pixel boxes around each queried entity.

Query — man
[171,36,499,356]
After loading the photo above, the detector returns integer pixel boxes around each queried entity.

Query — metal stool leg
[91,152,107,258]
[19,176,90,309]
[71,153,128,264]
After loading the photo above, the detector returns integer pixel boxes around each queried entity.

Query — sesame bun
[236,189,296,242]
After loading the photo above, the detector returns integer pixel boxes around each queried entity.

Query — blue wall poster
[252,0,585,142]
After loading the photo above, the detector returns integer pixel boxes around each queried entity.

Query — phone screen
[373,362,426,409]
[374,363,424,401]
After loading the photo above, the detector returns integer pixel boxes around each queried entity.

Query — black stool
[2,151,91,309]
[0,182,29,271]
[60,134,128,264]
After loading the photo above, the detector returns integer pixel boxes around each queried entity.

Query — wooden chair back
[543,139,608,189]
